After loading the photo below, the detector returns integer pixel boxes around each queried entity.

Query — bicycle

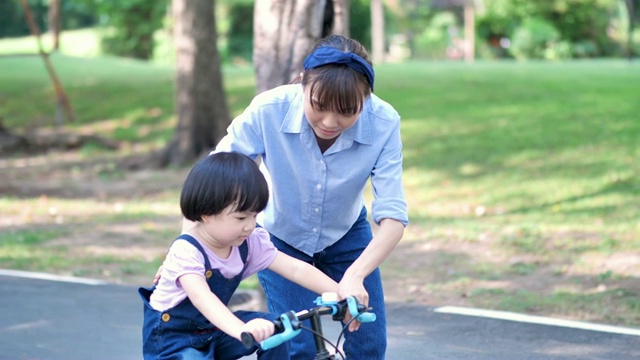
[240,292,376,360]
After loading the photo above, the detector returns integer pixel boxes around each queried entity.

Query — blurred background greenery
[1,0,639,63]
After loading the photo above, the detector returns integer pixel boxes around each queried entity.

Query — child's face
[303,89,360,140]
[201,207,258,247]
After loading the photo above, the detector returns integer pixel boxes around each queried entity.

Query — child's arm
[179,273,274,341]
[267,252,339,295]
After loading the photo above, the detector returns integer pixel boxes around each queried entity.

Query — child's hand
[241,318,275,343]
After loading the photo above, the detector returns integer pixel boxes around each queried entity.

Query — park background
[1,0,639,329]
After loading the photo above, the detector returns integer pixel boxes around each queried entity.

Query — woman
[190,34,408,359]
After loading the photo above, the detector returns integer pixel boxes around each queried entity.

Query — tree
[432,0,477,62]
[253,0,342,93]
[96,0,168,60]
[159,0,230,166]
[19,0,75,124]
[625,0,639,59]
[333,0,350,36]
[371,0,385,63]
[48,0,61,50]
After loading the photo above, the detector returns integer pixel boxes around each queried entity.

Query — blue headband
[303,47,375,91]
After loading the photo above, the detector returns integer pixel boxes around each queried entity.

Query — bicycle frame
[241,293,376,360]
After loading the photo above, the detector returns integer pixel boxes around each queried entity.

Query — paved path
[2,272,640,359]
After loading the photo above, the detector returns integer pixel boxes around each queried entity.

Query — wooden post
[625,0,636,59]
[371,0,385,64]
[332,0,350,36]
[464,3,475,63]
[48,0,61,51]
[19,0,75,124]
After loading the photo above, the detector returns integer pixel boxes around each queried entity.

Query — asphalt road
[2,271,639,360]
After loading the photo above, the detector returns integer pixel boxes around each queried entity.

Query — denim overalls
[138,234,288,359]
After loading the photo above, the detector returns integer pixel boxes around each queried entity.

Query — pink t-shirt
[150,227,277,311]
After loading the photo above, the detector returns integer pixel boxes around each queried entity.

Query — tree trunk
[463,4,475,63]
[370,0,384,64]
[253,0,329,93]
[19,0,74,124]
[332,0,349,36]
[48,0,61,51]
[160,0,230,166]
[625,0,637,59]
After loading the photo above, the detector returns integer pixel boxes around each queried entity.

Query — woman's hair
[180,152,269,222]
[298,35,372,116]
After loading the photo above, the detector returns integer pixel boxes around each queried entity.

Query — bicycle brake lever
[346,296,376,323]
[259,311,301,350]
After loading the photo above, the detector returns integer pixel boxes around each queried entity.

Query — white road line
[434,306,640,336]
[0,269,107,285]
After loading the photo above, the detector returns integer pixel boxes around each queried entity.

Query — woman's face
[303,87,361,140]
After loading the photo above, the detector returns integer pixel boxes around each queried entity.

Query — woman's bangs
[314,70,364,115]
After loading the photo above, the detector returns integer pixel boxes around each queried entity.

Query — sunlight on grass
[0,244,69,270]
[0,229,67,246]
[0,28,104,57]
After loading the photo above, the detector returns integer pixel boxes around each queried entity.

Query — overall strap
[175,234,212,270]
[238,241,249,278]
[238,241,249,263]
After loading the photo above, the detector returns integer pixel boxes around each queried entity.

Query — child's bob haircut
[180,152,269,222]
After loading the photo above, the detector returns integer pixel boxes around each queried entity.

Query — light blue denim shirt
[215,84,408,255]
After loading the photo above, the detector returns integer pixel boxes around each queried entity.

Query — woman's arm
[338,218,405,305]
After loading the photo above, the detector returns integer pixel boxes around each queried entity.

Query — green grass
[0,28,103,57]
[384,60,640,237]
[0,54,254,132]
[1,32,639,326]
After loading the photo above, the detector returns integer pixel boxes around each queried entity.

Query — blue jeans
[258,208,387,359]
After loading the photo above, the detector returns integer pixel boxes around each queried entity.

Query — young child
[139,152,347,359]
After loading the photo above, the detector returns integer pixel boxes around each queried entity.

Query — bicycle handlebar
[241,294,376,351]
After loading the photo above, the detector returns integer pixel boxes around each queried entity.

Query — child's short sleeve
[242,227,278,279]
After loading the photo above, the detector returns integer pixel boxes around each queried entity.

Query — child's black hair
[180,152,269,222]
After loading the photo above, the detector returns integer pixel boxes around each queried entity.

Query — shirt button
[312,227,318,233]
[314,208,320,213]
[316,184,322,190]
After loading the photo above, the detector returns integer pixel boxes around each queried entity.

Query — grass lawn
[1,39,639,327]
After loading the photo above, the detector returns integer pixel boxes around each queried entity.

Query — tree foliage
[476,0,622,59]
[92,0,169,60]
[624,0,640,57]
[0,0,97,38]
[391,0,628,59]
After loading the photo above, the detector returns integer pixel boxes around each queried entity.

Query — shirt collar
[280,86,373,146]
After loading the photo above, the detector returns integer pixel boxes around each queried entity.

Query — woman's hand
[338,275,368,332]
